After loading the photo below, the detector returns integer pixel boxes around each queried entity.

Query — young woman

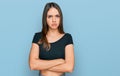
[29,2,74,76]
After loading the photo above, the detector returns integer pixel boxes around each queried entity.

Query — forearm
[48,62,73,73]
[30,59,65,70]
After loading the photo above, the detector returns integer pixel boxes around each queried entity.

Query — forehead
[47,7,60,15]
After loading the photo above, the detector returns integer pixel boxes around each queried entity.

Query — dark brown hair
[38,2,65,50]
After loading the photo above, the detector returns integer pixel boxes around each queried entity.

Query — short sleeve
[66,34,73,45]
[32,32,41,44]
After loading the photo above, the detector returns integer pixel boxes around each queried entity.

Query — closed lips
[52,24,57,26]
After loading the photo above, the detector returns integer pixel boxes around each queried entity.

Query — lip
[51,24,57,26]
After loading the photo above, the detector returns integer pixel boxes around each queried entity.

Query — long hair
[38,2,65,50]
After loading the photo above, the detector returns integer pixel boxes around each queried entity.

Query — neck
[47,29,60,36]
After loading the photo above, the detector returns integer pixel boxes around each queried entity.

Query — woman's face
[47,7,60,30]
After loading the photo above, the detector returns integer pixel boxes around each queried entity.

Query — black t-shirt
[32,32,73,60]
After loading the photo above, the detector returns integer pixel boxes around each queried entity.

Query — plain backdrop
[0,0,120,76]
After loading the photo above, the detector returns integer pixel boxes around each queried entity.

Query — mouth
[51,24,57,26]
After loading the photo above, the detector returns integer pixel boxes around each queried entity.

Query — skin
[29,7,74,76]
[47,7,60,31]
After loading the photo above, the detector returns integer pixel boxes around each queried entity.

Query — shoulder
[32,32,42,44]
[33,32,42,40]
[34,32,42,35]
[64,33,73,41]
[64,33,74,45]
[34,32,42,37]
[65,33,73,38]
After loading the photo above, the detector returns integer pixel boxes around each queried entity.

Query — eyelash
[56,15,60,17]
[47,15,60,18]
[48,15,52,18]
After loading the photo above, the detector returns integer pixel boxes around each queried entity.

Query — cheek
[47,18,51,25]
[57,19,60,24]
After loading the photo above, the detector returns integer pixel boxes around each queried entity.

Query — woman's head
[42,2,64,34]
[47,7,60,30]
[39,2,65,50]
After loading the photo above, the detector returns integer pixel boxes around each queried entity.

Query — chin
[51,28,58,30]
[49,26,59,30]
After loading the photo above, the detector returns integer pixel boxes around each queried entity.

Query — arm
[48,44,75,73]
[28,43,65,70]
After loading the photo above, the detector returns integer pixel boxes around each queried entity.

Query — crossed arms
[29,43,74,73]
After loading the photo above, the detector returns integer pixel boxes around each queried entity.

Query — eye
[56,15,60,18]
[47,15,52,18]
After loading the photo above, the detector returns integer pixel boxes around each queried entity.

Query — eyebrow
[47,14,60,16]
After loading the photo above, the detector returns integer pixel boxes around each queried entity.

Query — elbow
[29,63,37,70]
[66,62,74,73]
[67,67,74,73]
[69,69,73,73]
[29,62,43,70]
[30,64,35,70]
[65,62,74,73]
[30,66,35,70]
[66,65,74,73]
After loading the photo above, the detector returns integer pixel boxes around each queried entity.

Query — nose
[52,17,56,22]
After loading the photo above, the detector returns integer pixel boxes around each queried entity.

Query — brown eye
[56,15,60,18]
[48,15,52,18]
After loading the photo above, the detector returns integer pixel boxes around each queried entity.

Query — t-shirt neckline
[49,33,66,44]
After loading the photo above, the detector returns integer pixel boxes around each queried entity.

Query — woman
[29,2,74,76]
